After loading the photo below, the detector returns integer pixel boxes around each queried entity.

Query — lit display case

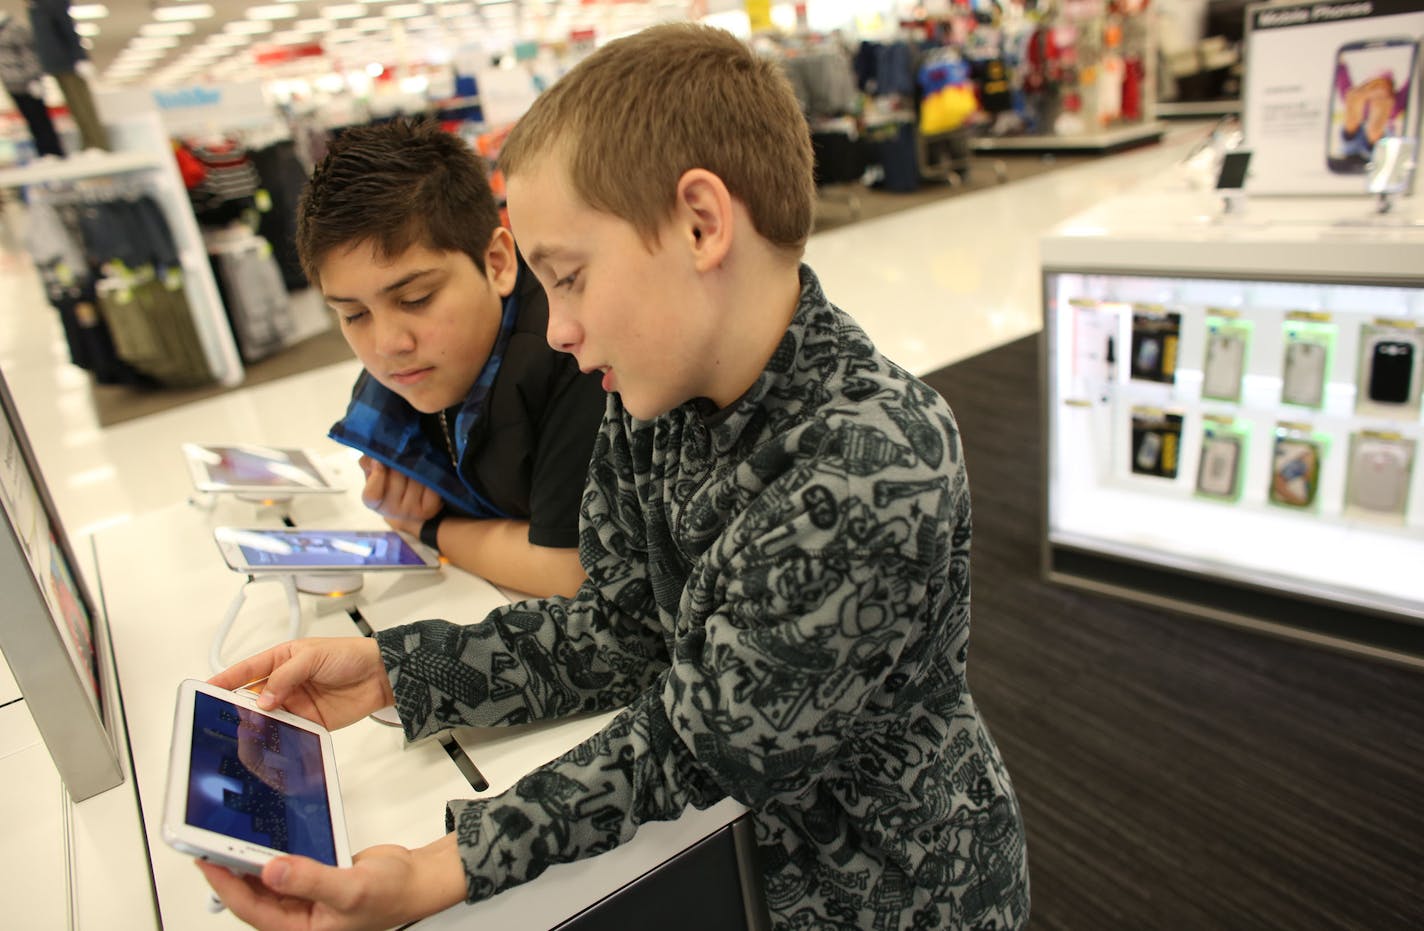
[1040,190,1424,666]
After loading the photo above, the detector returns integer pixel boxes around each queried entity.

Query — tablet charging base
[235,492,294,506]
[293,572,364,596]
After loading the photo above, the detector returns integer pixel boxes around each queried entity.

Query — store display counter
[84,454,754,929]
[1040,187,1424,665]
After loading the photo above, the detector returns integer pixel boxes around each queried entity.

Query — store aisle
[0,122,1214,545]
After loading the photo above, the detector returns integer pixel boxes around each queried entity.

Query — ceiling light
[139,21,195,37]
[130,36,180,50]
[206,33,251,47]
[116,50,171,63]
[75,23,100,36]
[322,5,365,20]
[294,18,331,33]
[69,5,108,20]
[355,16,386,30]
[436,3,475,16]
[246,4,298,20]
[225,20,274,35]
[153,4,215,22]
[384,4,425,18]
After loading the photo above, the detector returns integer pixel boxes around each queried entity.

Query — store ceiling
[0,0,692,88]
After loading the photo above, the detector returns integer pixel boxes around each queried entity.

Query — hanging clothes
[179,137,262,228]
[247,138,310,291]
[206,229,295,364]
[26,182,213,387]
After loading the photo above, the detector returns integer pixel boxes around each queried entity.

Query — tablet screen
[220,529,432,569]
[185,691,338,865]
[196,446,331,489]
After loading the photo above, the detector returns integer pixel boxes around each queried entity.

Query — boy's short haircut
[499,22,816,255]
[296,118,503,287]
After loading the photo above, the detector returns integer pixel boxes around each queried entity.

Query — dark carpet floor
[920,334,1424,931]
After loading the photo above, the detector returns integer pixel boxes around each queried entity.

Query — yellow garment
[920,85,978,135]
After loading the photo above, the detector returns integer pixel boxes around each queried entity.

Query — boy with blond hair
[202,23,1030,931]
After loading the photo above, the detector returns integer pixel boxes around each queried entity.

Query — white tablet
[182,443,344,496]
[162,679,352,874]
[214,527,442,574]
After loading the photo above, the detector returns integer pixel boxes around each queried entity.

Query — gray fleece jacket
[375,265,1030,930]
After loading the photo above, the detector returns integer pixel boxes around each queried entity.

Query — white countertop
[91,467,745,929]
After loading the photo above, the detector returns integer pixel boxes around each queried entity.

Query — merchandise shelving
[1040,186,1424,666]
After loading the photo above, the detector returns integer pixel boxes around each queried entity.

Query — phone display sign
[1244,0,1424,195]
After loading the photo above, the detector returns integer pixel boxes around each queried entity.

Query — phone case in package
[1130,309,1181,384]
[1269,427,1327,509]
[1280,317,1334,409]
[1357,323,1423,415]
[1196,421,1248,500]
[1201,319,1251,403]
[1345,433,1415,519]
[1130,407,1184,479]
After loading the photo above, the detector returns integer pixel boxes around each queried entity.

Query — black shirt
[418,261,606,548]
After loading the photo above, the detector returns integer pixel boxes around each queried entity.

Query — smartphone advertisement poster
[1244,0,1424,195]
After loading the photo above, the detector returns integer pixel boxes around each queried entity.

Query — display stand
[0,367,123,800]
[1040,186,1424,666]
[973,0,1165,153]
[0,105,244,388]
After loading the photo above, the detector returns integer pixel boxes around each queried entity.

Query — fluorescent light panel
[153,4,215,22]
[139,21,195,37]
[225,20,274,34]
[246,4,299,20]
[70,5,108,21]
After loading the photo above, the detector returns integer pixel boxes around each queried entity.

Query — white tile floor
[0,121,1212,548]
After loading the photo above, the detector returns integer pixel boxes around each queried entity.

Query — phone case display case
[1041,192,1424,665]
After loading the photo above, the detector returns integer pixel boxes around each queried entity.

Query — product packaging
[1069,299,1126,402]
[1129,306,1181,385]
[1344,431,1416,522]
[1355,320,1423,418]
[1200,311,1253,403]
[1280,313,1335,409]
[1130,406,1184,478]
[1195,416,1250,501]
[1268,422,1329,510]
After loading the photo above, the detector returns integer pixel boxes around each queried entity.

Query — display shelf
[1041,189,1424,666]
[971,121,1166,153]
[0,149,160,188]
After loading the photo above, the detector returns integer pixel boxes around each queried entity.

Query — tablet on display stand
[181,443,345,505]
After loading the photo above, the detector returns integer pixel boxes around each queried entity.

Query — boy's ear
[484,226,519,297]
[674,169,733,272]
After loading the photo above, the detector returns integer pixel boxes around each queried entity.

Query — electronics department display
[1068,297,1422,523]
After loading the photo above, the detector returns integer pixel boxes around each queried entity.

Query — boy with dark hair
[299,119,604,597]
[203,24,1030,931]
